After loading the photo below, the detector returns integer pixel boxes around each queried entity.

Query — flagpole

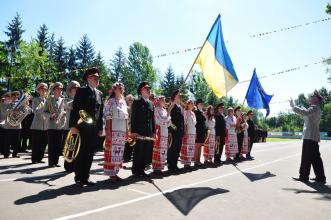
[180,38,208,89]
[242,98,245,106]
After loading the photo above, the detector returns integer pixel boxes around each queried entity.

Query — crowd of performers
[0,67,258,187]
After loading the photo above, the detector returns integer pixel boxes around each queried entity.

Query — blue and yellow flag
[245,69,273,117]
[195,15,239,98]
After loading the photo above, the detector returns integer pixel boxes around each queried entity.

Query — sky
[1,0,331,116]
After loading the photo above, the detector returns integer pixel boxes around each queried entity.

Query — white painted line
[128,188,151,195]
[0,178,16,182]
[54,153,300,220]
[0,172,66,182]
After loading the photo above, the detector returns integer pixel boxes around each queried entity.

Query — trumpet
[63,110,93,163]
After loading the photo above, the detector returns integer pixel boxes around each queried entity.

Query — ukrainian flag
[195,15,239,98]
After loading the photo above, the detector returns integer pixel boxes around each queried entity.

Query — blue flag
[245,69,273,117]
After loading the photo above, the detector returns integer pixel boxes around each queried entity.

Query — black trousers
[214,136,225,161]
[74,124,97,183]
[0,127,4,155]
[299,139,326,181]
[3,129,21,157]
[31,130,48,163]
[236,133,244,157]
[132,140,153,175]
[123,142,133,162]
[248,136,254,156]
[47,129,63,166]
[167,133,183,169]
[21,128,32,151]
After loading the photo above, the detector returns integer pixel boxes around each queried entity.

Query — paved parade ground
[0,140,330,220]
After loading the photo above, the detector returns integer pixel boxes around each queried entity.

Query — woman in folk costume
[194,99,207,166]
[181,100,197,168]
[103,82,128,181]
[203,105,216,164]
[152,96,171,175]
[240,113,249,158]
[225,107,238,162]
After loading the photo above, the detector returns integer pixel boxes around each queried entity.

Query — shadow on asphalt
[149,180,229,216]
[14,171,69,187]
[233,164,276,182]
[283,181,331,201]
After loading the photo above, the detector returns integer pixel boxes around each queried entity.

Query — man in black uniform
[194,99,206,166]
[131,82,155,177]
[69,67,103,187]
[214,102,226,163]
[167,90,184,171]
[246,110,256,159]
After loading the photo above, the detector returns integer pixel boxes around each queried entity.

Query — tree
[189,70,210,102]
[110,47,126,81]
[54,37,67,73]
[127,42,156,86]
[175,74,189,101]
[4,13,25,62]
[67,46,77,81]
[93,52,113,93]
[295,93,309,108]
[36,24,48,52]
[161,65,176,98]
[76,34,95,68]
[326,3,331,14]
[13,40,48,91]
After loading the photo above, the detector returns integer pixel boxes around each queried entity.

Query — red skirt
[104,119,126,176]
[181,133,196,165]
[152,125,168,170]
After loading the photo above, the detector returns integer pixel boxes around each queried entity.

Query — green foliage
[161,65,176,99]
[13,40,48,91]
[76,34,95,68]
[110,47,126,82]
[326,3,331,14]
[127,42,156,87]
[4,12,25,57]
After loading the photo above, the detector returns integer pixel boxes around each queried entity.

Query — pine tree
[161,65,176,98]
[54,37,67,73]
[175,74,189,101]
[93,52,113,92]
[4,13,25,59]
[76,34,95,68]
[110,47,126,81]
[47,33,56,61]
[36,24,48,51]
[67,46,77,71]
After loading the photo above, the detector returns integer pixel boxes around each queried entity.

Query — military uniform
[2,101,22,158]
[69,85,103,185]
[130,97,155,176]
[168,104,184,170]
[30,96,48,163]
[44,83,66,167]
[215,112,226,162]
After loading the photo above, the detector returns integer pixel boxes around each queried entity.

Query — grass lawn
[266,137,300,142]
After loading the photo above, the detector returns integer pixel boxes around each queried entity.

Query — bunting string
[153,17,331,58]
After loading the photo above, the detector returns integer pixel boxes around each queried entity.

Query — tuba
[6,93,31,127]
[63,110,93,163]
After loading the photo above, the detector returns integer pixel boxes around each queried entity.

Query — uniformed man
[194,99,206,166]
[20,99,33,152]
[130,81,155,177]
[31,83,49,163]
[167,89,184,172]
[3,91,22,158]
[291,90,326,184]
[69,67,103,187]
[63,80,80,172]
[44,82,66,167]
[214,102,226,163]
[247,110,256,159]
[0,92,12,156]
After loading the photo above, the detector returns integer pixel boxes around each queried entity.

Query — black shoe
[38,161,45,164]
[12,155,20,158]
[139,172,149,178]
[75,181,85,188]
[84,180,96,186]
[310,178,326,184]
[292,177,309,182]
[54,164,61,167]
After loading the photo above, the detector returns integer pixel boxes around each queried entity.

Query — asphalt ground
[0,140,330,220]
